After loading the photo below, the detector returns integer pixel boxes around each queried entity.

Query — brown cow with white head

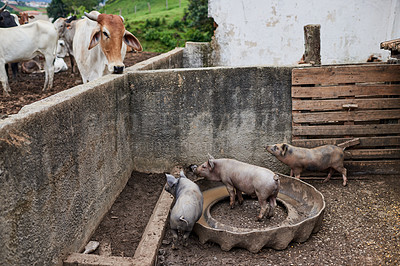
[73,11,142,83]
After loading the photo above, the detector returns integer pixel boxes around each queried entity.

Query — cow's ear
[88,26,101,50]
[123,30,142,52]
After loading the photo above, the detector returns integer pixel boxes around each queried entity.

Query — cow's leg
[0,63,10,96]
[70,55,75,73]
[43,54,55,91]
[11,63,18,78]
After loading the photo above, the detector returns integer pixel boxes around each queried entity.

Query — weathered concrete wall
[0,76,133,265]
[0,47,292,265]
[209,0,400,66]
[183,42,214,68]
[129,66,292,173]
[128,47,184,71]
[0,48,184,266]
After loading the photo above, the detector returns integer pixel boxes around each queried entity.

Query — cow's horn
[0,1,8,13]
[84,11,99,22]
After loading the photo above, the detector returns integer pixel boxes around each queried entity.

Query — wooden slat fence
[291,64,400,175]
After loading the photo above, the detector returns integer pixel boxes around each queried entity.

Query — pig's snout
[265,145,274,154]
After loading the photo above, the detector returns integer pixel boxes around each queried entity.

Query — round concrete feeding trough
[193,175,325,253]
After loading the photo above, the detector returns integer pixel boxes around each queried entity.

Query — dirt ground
[90,171,166,257]
[158,175,400,265]
[0,51,159,118]
[88,170,400,265]
[4,51,398,265]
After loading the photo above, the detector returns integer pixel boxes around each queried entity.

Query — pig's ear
[179,170,187,179]
[166,174,178,187]
[207,159,215,169]
[207,153,215,169]
[281,144,288,157]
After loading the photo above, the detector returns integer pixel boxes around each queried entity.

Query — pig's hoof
[342,181,347,187]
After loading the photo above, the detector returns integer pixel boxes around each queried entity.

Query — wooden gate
[291,64,400,176]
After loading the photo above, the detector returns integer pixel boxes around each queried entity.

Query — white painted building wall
[209,0,400,66]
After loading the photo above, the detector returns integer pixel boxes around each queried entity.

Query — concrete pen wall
[0,47,292,265]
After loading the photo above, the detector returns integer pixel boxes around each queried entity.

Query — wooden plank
[292,136,400,148]
[293,124,400,137]
[299,160,400,176]
[292,84,400,99]
[345,160,400,175]
[292,98,400,111]
[292,109,400,123]
[345,149,400,159]
[292,64,400,85]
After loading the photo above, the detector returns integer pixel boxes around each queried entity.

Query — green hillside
[101,0,212,52]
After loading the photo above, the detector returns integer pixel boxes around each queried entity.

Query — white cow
[54,57,68,73]
[0,20,58,95]
[54,17,77,72]
[73,11,142,83]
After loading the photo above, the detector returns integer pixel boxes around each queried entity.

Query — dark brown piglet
[266,143,348,186]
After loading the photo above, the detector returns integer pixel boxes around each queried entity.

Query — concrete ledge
[64,253,134,266]
[127,47,184,71]
[63,186,174,266]
[132,189,174,265]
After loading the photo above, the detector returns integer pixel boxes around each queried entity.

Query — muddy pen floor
[89,172,400,265]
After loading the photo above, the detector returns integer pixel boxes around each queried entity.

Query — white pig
[165,171,203,249]
[193,155,280,221]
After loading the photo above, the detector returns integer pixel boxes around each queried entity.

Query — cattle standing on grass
[73,11,142,83]
[0,20,58,96]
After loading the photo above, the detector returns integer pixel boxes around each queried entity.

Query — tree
[47,0,102,21]
[62,0,102,13]
[184,0,215,42]
[47,0,68,21]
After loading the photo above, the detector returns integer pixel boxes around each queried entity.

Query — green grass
[101,0,198,53]
[102,0,188,22]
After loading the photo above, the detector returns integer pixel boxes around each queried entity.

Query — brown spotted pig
[265,143,348,186]
[193,155,280,221]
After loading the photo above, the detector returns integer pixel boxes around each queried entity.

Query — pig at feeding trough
[265,142,355,186]
[193,155,280,221]
[165,171,203,249]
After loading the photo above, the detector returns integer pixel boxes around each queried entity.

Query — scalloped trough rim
[193,176,326,253]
